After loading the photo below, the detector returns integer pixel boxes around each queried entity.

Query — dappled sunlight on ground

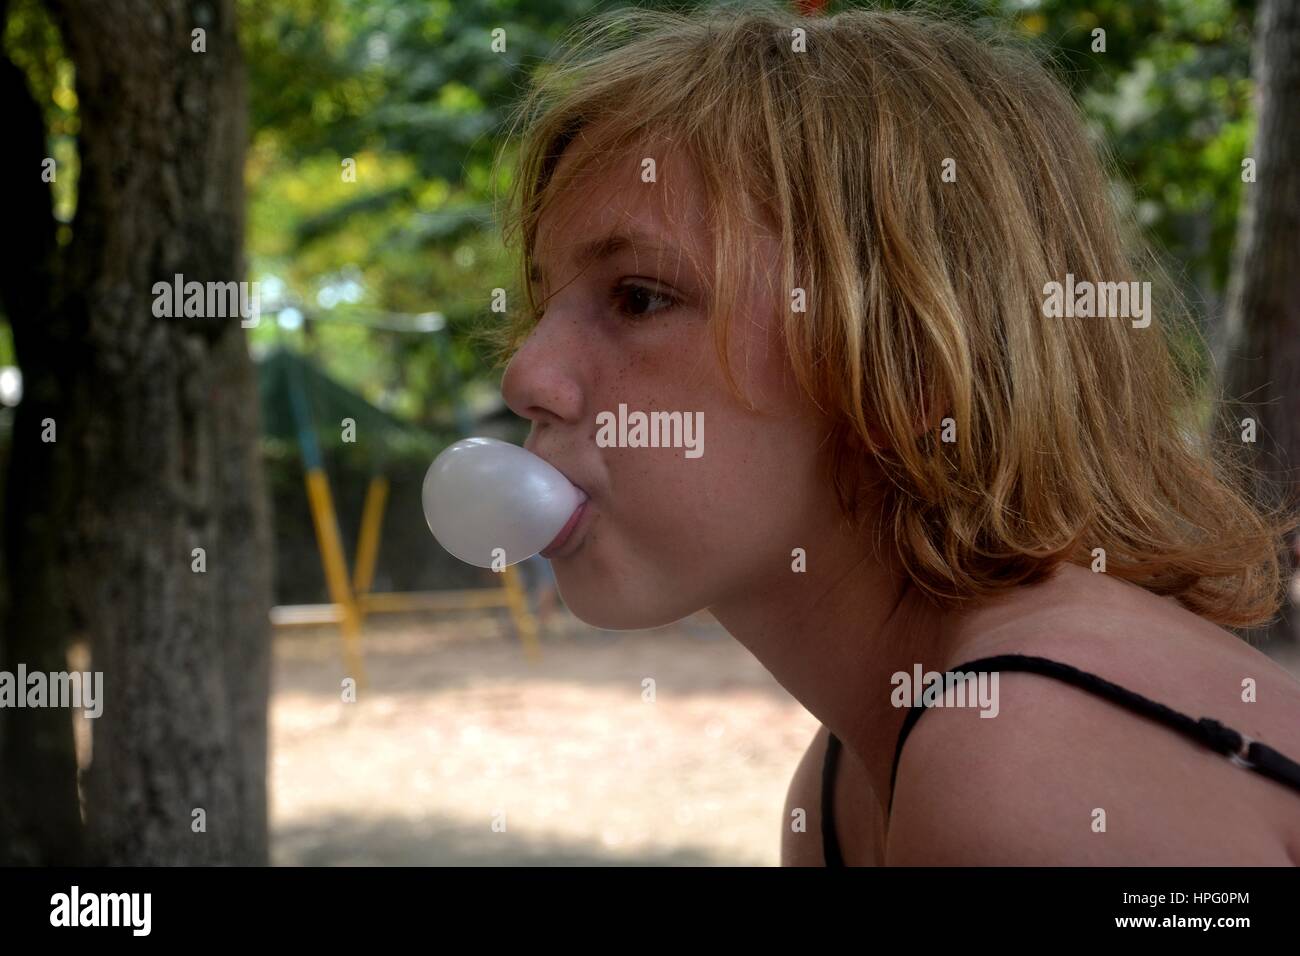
[269,612,816,866]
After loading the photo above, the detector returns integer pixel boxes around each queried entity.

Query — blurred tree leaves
[2,0,77,229]
[238,0,618,429]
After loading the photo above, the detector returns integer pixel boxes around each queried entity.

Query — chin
[554,568,702,631]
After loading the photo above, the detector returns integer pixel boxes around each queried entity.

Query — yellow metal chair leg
[305,468,367,689]
[501,564,542,663]
[351,475,390,618]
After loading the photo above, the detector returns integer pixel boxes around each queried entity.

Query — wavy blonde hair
[494,3,1296,628]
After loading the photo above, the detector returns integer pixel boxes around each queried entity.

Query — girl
[495,4,1300,864]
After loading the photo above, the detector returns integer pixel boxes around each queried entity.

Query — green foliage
[238,0,638,430]
[2,0,77,224]
[1072,0,1256,293]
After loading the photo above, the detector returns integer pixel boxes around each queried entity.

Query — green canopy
[256,346,435,467]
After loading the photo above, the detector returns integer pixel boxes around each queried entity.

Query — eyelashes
[527,278,682,325]
[608,280,680,321]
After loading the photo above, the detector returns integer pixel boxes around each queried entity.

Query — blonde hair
[495,3,1296,628]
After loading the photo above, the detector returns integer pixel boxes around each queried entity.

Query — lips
[540,498,588,557]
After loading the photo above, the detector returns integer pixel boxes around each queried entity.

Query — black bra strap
[820,731,845,866]
[886,653,1300,817]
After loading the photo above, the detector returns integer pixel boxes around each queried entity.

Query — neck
[708,510,956,814]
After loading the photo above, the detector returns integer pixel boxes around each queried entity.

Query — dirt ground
[270,606,1300,867]
[270,610,818,866]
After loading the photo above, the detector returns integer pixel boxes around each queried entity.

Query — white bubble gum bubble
[422,437,586,568]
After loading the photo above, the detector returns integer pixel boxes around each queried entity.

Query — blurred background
[0,0,1296,865]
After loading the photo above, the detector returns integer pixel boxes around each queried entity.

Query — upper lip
[563,473,591,498]
[526,443,590,498]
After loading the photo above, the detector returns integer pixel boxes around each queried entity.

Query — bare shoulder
[885,564,1300,865]
[781,722,831,866]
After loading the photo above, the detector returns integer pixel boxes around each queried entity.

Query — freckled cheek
[600,447,689,506]
[583,346,709,435]
[583,331,749,532]
[599,339,694,394]
[599,427,749,544]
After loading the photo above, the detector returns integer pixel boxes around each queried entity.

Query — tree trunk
[1,0,272,864]
[1220,0,1300,646]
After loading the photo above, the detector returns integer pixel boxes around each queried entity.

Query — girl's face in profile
[502,133,846,630]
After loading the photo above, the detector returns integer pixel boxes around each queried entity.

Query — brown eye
[611,281,678,320]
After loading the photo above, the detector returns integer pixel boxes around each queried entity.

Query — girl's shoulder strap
[886,653,1300,818]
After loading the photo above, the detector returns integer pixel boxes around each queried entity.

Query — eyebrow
[529,228,680,287]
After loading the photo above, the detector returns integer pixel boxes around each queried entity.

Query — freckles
[625,339,681,381]
[599,354,678,414]
[606,446,694,508]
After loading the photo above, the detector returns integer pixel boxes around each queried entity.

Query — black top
[820,653,1300,866]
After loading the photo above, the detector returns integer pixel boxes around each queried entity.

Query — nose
[500,311,586,431]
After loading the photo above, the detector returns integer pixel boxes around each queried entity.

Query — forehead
[533,128,711,279]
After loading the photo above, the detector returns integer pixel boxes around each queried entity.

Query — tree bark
[1,0,272,864]
[1220,0,1300,646]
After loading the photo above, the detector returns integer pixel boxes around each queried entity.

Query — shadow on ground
[275,812,729,866]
